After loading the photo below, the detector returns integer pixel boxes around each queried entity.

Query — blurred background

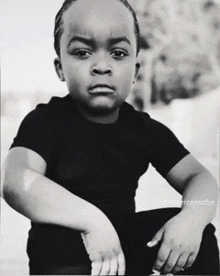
[1,0,220,275]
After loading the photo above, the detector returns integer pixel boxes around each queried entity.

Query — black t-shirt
[11,95,190,264]
[11,94,189,217]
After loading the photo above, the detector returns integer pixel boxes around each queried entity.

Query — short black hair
[54,0,140,57]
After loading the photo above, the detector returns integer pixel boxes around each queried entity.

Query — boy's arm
[167,154,218,225]
[1,147,125,276]
[147,154,218,275]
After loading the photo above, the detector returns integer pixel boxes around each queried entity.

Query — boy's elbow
[1,165,31,209]
[2,170,25,209]
[2,170,39,222]
[2,183,20,206]
[1,165,49,223]
[2,184,27,220]
[1,164,13,199]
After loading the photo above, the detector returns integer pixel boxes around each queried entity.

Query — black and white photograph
[1,0,220,275]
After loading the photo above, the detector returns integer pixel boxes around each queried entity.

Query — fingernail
[152,268,160,275]
[147,241,157,247]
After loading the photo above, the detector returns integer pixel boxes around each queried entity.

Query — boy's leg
[27,224,91,275]
[29,264,91,275]
[119,208,219,275]
[28,209,219,275]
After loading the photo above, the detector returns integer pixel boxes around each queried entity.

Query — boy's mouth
[88,84,115,94]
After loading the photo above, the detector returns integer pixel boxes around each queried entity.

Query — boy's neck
[77,106,120,124]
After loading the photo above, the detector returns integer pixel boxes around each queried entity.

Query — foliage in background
[129,0,220,105]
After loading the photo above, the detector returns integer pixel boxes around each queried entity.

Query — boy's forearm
[180,170,218,227]
[2,168,108,232]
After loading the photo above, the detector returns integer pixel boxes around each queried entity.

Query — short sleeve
[10,106,58,163]
[148,120,190,177]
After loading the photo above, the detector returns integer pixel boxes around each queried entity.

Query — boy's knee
[185,223,219,275]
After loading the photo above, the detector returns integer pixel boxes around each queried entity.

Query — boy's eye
[111,50,127,58]
[73,49,92,58]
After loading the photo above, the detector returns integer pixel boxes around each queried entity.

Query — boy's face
[55,0,139,121]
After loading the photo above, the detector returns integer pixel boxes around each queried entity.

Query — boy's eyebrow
[68,36,95,47]
[67,36,131,47]
[108,36,131,46]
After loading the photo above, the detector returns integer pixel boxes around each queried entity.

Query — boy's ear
[54,57,65,82]
[134,62,140,80]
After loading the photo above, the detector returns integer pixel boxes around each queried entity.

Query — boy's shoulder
[36,94,74,114]
[16,95,74,136]
[123,102,163,129]
[123,101,150,120]
[123,103,177,143]
[25,94,74,121]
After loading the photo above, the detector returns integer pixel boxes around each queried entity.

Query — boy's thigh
[28,225,91,275]
[121,208,219,275]
[180,222,219,275]
[112,209,172,274]
[115,208,181,274]
[28,209,219,275]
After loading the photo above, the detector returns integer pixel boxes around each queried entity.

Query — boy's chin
[85,104,118,116]
[79,100,121,117]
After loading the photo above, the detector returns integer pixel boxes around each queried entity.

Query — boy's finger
[91,259,102,275]
[171,253,188,274]
[153,243,170,272]
[117,252,126,275]
[147,227,164,247]
[109,257,118,275]
[147,240,159,247]
[100,258,110,275]
[161,250,179,274]
[184,253,196,270]
[152,268,161,275]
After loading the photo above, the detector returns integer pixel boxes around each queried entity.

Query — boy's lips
[88,84,115,94]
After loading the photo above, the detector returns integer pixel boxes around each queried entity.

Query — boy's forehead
[63,0,130,17]
[62,0,135,40]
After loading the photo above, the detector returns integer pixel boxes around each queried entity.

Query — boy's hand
[81,219,125,275]
[147,213,204,275]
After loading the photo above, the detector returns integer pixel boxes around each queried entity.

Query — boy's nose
[91,60,112,76]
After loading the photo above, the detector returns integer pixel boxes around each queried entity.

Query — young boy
[1,0,219,275]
